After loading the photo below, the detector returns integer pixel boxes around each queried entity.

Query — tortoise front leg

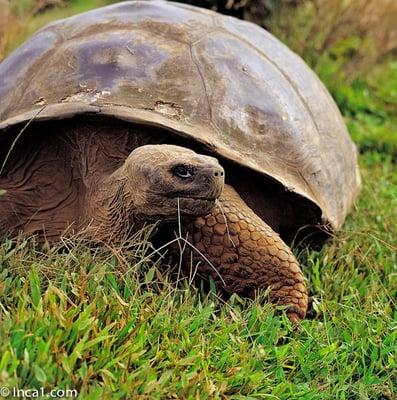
[186,184,308,321]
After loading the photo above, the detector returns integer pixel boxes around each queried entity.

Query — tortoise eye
[172,165,192,179]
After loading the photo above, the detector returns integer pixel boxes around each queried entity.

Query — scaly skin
[187,184,308,321]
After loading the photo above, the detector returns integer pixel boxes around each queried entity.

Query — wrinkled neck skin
[84,165,139,242]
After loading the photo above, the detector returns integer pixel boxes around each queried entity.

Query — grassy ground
[0,1,396,399]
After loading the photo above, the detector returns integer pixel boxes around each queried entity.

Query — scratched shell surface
[0,0,361,230]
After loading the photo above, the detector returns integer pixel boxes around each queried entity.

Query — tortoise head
[121,144,224,221]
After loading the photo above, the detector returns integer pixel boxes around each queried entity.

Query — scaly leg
[186,184,308,321]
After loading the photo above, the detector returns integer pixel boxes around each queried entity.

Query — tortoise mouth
[174,195,217,202]
[157,189,220,202]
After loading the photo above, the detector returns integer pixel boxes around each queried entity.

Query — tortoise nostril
[213,168,224,178]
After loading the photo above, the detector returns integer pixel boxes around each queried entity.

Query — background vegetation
[0,0,396,399]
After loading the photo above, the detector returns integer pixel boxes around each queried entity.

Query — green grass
[1,1,396,399]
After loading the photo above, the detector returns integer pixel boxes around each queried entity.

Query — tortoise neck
[84,167,136,242]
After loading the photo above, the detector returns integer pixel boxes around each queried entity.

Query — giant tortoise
[0,1,361,320]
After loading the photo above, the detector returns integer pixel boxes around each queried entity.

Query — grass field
[0,1,396,399]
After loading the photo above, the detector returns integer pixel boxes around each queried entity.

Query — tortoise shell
[0,0,361,230]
